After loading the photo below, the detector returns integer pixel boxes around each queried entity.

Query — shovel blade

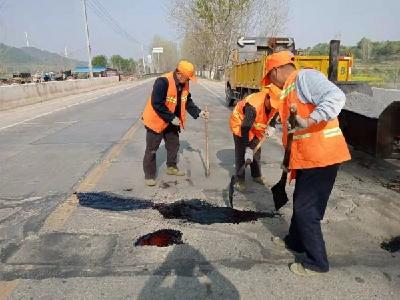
[271,181,289,211]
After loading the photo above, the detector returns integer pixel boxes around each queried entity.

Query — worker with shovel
[142,60,209,186]
[229,86,281,192]
[263,51,351,276]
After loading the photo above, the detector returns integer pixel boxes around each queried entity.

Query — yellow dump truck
[225,38,371,106]
[225,38,400,159]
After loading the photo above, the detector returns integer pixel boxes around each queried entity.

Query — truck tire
[226,85,235,107]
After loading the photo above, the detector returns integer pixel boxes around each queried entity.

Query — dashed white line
[0,84,142,132]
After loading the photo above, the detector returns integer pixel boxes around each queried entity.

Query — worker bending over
[142,60,209,186]
[263,51,351,276]
[229,87,281,191]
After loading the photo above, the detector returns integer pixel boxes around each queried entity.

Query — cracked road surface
[0,79,399,299]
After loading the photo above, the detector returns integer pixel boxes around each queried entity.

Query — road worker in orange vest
[229,86,281,192]
[262,51,351,276]
[142,60,209,186]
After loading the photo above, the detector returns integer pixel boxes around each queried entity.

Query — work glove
[199,110,209,120]
[265,126,276,138]
[171,117,181,126]
[288,116,316,132]
[244,147,253,164]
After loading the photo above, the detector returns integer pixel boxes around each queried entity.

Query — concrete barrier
[0,76,120,111]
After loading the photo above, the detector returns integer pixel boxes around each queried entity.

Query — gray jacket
[296,69,346,123]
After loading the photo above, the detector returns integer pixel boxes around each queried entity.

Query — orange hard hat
[261,51,295,86]
[177,60,197,82]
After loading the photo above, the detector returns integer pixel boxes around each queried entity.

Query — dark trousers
[143,127,180,179]
[233,134,262,181]
[285,163,339,272]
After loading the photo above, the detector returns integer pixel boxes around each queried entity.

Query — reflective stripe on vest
[280,82,296,100]
[293,127,343,140]
[253,122,268,130]
[323,127,343,138]
[166,96,177,104]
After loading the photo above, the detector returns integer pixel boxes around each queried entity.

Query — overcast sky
[0,0,399,61]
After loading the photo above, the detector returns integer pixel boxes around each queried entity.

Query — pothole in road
[77,192,153,211]
[153,199,279,225]
[381,236,400,253]
[134,229,183,247]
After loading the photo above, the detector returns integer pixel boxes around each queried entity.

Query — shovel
[271,105,297,211]
[228,135,267,208]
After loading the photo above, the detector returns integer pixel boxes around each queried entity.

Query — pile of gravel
[344,90,399,118]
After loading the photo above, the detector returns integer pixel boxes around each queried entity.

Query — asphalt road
[0,79,399,299]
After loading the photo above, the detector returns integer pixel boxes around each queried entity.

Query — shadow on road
[154,139,202,177]
[137,244,240,300]
[216,148,236,176]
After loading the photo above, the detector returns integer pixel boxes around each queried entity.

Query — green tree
[92,55,107,67]
[109,55,137,74]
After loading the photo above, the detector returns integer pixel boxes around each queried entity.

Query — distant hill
[0,43,85,74]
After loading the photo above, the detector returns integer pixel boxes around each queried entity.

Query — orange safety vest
[230,90,278,141]
[142,72,189,133]
[279,70,351,169]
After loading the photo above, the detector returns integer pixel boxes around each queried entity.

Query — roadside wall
[0,76,119,111]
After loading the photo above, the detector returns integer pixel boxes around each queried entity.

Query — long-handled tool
[204,105,210,177]
[228,135,267,208]
[271,105,297,211]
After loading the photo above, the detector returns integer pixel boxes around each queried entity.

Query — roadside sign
[152,47,163,54]
[237,37,256,47]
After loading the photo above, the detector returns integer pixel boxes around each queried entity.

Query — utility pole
[81,0,93,78]
[141,44,146,75]
[25,32,30,47]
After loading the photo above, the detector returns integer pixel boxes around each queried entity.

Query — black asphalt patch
[153,199,278,225]
[134,229,183,247]
[76,192,277,224]
[77,192,153,211]
[381,236,400,253]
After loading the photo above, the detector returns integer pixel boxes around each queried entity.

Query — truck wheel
[226,85,235,107]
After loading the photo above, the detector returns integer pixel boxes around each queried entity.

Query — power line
[85,0,149,74]
[87,0,145,47]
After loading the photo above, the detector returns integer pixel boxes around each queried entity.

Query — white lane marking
[0,97,98,131]
[0,82,148,132]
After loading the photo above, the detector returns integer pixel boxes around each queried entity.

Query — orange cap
[261,51,295,86]
[177,60,197,82]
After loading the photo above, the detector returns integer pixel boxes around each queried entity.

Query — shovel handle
[282,105,297,169]
[204,105,210,176]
